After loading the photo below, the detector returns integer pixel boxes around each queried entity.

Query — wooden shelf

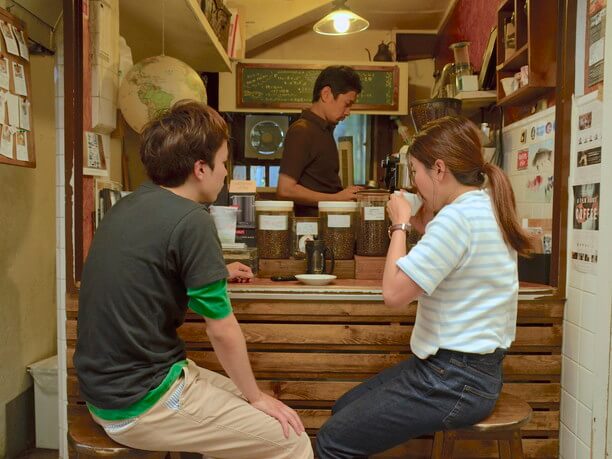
[120,0,231,72]
[497,84,553,107]
[495,0,557,107]
[497,44,528,72]
[453,90,497,117]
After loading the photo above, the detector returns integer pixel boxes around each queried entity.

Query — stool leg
[510,430,525,459]
[439,431,456,459]
[431,431,444,459]
[498,439,511,459]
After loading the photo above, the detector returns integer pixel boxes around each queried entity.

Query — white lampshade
[313,1,369,36]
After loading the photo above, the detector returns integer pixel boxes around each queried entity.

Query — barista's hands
[249,391,306,438]
[335,185,364,201]
[226,262,253,283]
[387,191,412,225]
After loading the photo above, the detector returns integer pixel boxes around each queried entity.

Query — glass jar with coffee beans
[318,201,358,260]
[255,201,293,259]
[356,191,390,256]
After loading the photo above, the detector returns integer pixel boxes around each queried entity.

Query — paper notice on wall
[569,93,603,274]
[0,123,13,158]
[83,131,108,176]
[6,93,18,126]
[15,130,27,161]
[588,7,606,86]
[0,91,7,124]
[0,57,9,90]
[11,62,27,96]
[11,25,29,61]
[570,183,600,273]
[573,183,600,231]
[19,97,30,131]
[0,20,19,56]
[574,93,602,184]
[571,229,599,273]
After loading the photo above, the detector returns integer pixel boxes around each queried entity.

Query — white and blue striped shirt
[396,190,518,359]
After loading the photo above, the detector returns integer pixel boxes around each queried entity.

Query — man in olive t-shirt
[277,66,364,216]
[74,101,313,459]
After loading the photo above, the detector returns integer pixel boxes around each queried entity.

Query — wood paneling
[66,293,563,458]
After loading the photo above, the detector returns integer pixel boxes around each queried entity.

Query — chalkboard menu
[237,63,399,110]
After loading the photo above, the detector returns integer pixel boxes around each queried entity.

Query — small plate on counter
[294,274,337,286]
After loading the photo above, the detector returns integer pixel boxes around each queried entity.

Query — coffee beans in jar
[356,191,390,256]
[255,201,293,259]
[318,201,358,260]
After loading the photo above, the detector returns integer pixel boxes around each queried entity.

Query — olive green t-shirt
[74,182,229,410]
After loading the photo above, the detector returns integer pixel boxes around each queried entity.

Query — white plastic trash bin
[27,355,59,450]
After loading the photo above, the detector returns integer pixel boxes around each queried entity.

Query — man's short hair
[140,100,228,187]
[312,65,362,103]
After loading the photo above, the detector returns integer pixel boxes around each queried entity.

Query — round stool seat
[431,392,533,459]
[466,392,532,432]
[68,405,163,458]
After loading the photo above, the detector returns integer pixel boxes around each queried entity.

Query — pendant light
[313,0,369,36]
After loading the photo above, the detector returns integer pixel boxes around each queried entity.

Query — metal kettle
[305,238,335,275]
[366,41,394,61]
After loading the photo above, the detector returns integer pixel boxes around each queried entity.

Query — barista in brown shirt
[277,66,364,216]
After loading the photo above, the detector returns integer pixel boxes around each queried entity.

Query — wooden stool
[431,393,532,459]
[68,405,166,458]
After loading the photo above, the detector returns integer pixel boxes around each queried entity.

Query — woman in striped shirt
[316,116,533,458]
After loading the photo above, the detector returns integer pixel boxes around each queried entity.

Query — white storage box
[27,355,59,449]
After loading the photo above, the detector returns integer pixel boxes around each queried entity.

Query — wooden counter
[66,280,562,458]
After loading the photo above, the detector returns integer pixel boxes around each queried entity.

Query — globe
[118,55,208,133]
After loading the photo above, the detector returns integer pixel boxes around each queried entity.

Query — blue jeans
[315,348,505,459]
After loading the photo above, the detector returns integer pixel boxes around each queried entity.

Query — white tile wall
[562,357,579,399]
[561,422,577,459]
[577,401,592,444]
[55,19,68,459]
[575,438,590,459]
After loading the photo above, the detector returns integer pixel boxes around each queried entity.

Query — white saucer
[294,274,337,286]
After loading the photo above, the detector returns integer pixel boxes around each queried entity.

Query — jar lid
[356,189,389,195]
[356,190,390,200]
[318,201,358,210]
[255,200,294,211]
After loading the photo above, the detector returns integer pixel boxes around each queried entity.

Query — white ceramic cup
[500,77,515,96]
[394,191,423,216]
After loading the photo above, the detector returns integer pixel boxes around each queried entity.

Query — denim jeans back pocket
[425,359,446,377]
[451,356,503,384]
[442,384,498,430]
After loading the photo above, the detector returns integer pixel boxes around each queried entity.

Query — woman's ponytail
[483,162,534,256]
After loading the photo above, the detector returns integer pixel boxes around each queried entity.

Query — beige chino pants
[92,360,313,459]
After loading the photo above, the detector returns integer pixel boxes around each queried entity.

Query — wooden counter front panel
[66,296,563,458]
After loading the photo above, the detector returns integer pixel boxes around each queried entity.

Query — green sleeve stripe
[87,360,187,421]
[187,278,232,319]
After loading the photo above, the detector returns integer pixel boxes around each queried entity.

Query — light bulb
[333,14,350,33]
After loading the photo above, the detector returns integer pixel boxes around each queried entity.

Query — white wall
[0,55,57,458]
[559,1,612,458]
